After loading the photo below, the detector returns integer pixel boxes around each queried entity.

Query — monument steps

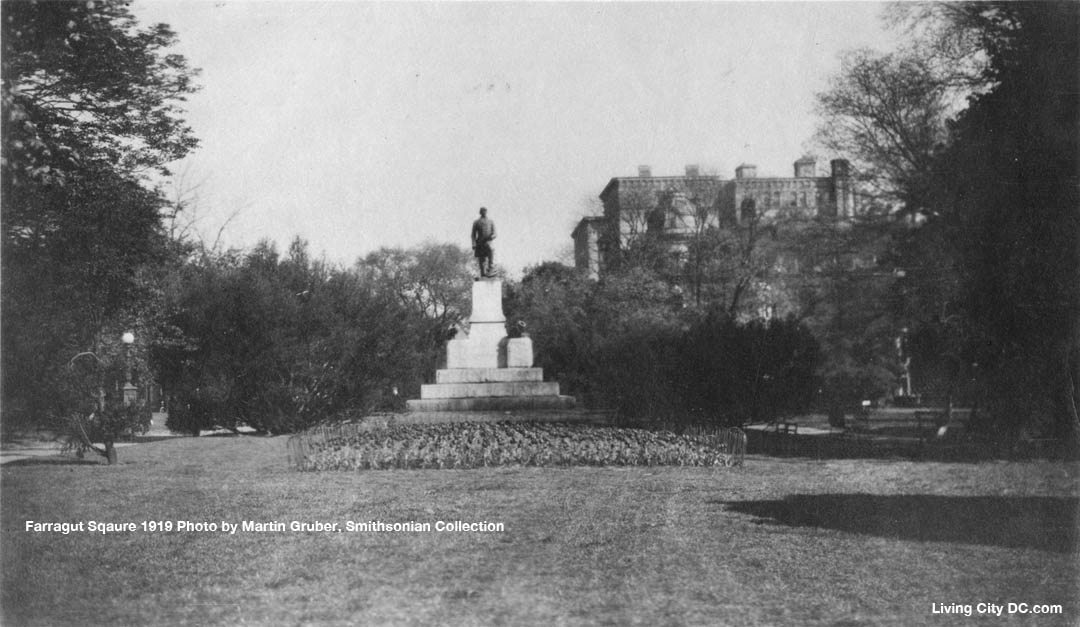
[420,381,562,399]
[406,395,577,412]
[394,408,607,425]
[436,367,543,384]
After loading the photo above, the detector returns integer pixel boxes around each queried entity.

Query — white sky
[132,1,901,276]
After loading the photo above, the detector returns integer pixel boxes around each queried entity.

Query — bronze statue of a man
[471,207,496,278]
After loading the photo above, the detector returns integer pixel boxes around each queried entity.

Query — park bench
[762,421,799,455]
[914,410,946,442]
[854,403,872,429]
[773,421,798,435]
[915,408,974,443]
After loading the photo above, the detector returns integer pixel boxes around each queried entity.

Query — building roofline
[737,175,832,182]
[600,158,846,199]
[599,178,620,201]
[571,215,606,238]
[600,174,725,199]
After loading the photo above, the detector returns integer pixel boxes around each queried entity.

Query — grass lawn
[2,433,1078,626]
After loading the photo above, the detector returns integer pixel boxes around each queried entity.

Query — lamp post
[897,327,913,398]
[121,331,137,406]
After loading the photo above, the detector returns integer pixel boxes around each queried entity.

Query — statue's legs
[476,244,494,278]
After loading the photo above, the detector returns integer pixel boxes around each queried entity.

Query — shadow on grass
[745,429,1071,461]
[719,494,1079,553]
[132,434,188,442]
[1,456,103,467]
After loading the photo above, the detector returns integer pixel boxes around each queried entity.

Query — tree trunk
[105,440,117,465]
[1066,369,1080,459]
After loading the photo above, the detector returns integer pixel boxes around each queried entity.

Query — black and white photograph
[2,1,1077,625]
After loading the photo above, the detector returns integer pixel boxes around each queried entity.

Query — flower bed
[299,422,741,471]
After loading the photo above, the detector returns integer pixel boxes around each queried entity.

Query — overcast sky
[132,1,901,276]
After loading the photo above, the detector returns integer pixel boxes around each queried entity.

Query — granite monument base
[406,279,574,413]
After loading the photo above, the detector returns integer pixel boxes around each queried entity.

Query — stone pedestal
[407,279,575,412]
[506,337,533,368]
[446,280,504,369]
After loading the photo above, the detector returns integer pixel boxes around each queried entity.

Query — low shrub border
[287,421,745,471]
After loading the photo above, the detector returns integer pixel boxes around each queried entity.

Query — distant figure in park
[471,207,496,278]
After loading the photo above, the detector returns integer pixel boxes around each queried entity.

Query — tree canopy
[814,49,953,214]
[2,0,199,185]
[158,240,444,435]
[1,1,199,457]
[818,1,1080,444]
[931,2,1079,441]
[358,243,474,347]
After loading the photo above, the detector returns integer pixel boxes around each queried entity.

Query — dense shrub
[52,337,153,463]
[594,313,819,426]
[157,240,458,434]
[504,262,597,402]
[509,263,820,426]
[593,321,686,419]
[681,313,819,425]
[164,376,232,436]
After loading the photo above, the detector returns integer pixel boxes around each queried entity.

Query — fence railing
[287,418,394,470]
[666,423,747,466]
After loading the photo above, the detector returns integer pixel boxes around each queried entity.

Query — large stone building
[573,157,854,278]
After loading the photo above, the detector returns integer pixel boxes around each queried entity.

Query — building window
[799,192,807,207]
[740,197,757,222]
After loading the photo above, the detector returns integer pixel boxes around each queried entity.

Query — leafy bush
[52,337,153,463]
[157,240,460,434]
[165,379,231,436]
[681,313,820,425]
[593,321,686,419]
[509,264,819,426]
[591,312,819,426]
[63,401,151,464]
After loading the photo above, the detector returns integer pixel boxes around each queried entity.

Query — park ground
[1,429,1078,626]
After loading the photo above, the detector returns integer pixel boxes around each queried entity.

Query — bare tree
[161,161,243,257]
[813,48,954,215]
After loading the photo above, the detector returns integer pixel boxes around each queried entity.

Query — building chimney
[735,163,757,179]
[830,158,852,218]
[794,156,817,178]
[638,165,652,178]
[685,164,700,177]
